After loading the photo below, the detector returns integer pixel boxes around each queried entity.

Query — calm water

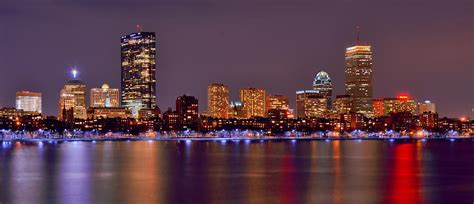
[0,139,473,204]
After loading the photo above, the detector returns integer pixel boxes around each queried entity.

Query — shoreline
[1,137,473,143]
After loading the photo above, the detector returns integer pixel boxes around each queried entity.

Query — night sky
[1,0,472,118]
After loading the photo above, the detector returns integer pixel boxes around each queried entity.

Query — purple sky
[0,0,473,118]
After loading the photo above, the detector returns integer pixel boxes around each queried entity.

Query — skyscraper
[90,84,120,108]
[176,95,199,130]
[207,84,229,118]
[15,91,42,113]
[58,75,87,120]
[313,71,333,109]
[121,31,157,118]
[240,87,266,118]
[345,38,373,116]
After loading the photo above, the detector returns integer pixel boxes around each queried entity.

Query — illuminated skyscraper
[90,84,120,108]
[240,88,266,118]
[121,31,157,118]
[345,38,373,116]
[16,91,42,113]
[296,90,327,118]
[58,71,87,120]
[208,83,229,118]
[313,71,333,109]
[176,95,199,130]
[418,100,436,114]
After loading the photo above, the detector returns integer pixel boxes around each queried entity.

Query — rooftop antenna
[356,25,361,45]
[71,68,78,79]
[136,24,143,32]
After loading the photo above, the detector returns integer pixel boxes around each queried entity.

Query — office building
[58,76,87,120]
[15,91,42,113]
[90,84,120,108]
[313,71,333,109]
[121,31,157,117]
[296,90,327,118]
[372,98,384,117]
[333,95,353,115]
[176,95,199,130]
[383,95,417,116]
[345,39,373,116]
[240,87,266,118]
[418,100,436,114]
[228,101,247,119]
[87,107,132,119]
[207,84,229,118]
[266,95,290,111]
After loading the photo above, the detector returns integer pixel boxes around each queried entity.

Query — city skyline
[0,0,472,118]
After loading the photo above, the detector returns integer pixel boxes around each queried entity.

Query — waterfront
[0,140,473,203]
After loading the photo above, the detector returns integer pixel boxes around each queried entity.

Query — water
[0,140,473,203]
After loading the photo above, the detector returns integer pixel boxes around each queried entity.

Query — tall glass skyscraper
[345,42,373,116]
[121,32,157,118]
[312,71,333,109]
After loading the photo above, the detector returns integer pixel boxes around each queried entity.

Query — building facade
[372,98,384,117]
[16,91,42,114]
[266,95,290,112]
[86,107,132,119]
[59,79,87,120]
[240,88,266,118]
[121,32,157,118]
[312,71,333,109]
[90,84,120,108]
[383,96,417,116]
[176,95,199,130]
[296,90,327,118]
[333,95,352,115]
[228,101,247,119]
[345,43,373,116]
[207,84,229,119]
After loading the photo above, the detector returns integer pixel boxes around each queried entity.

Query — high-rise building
[333,95,352,115]
[16,91,42,114]
[90,84,120,108]
[296,90,327,118]
[121,31,157,118]
[207,84,229,118]
[266,95,290,112]
[313,71,333,109]
[240,88,266,118]
[59,77,87,120]
[383,95,417,116]
[176,95,199,130]
[418,100,436,114]
[345,40,373,116]
[372,98,384,117]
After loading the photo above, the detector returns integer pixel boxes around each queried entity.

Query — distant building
[121,31,157,118]
[372,98,384,117]
[87,107,132,119]
[333,95,352,115]
[16,91,42,114]
[313,71,333,109]
[162,108,178,131]
[207,84,229,119]
[176,95,199,130]
[266,95,290,112]
[59,78,87,120]
[418,100,436,114]
[296,90,327,118]
[90,84,120,108]
[240,88,266,118]
[383,96,417,116]
[138,107,161,119]
[345,41,373,116]
[228,101,247,119]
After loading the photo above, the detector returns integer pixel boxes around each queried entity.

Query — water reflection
[0,140,473,203]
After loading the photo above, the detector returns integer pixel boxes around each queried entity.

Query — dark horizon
[1,0,472,118]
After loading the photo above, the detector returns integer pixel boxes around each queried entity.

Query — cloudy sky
[0,0,472,117]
